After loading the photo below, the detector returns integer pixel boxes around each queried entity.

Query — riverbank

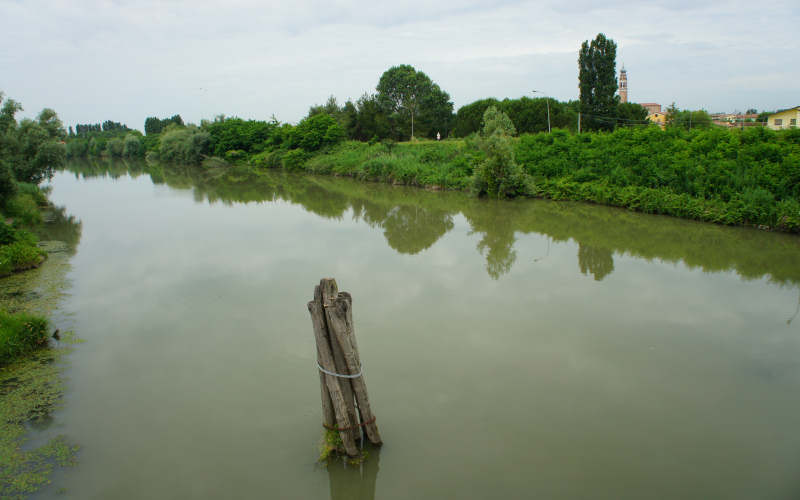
[270,128,800,232]
[0,187,82,497]
[1,184,53,277]
[134,125,800,233]
[66,112,800,232]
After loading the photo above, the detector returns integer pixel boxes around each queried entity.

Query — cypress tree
[578,33,619,131]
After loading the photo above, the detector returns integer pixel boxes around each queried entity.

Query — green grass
[301,140,475,190]
[0,224,45,277]
[0,310,50,366]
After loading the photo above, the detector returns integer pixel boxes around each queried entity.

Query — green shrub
[123,134,144,157]
[291,114,346,151]
[0,160,17,205]
[0,240,44,276]
[107,137,124,157]
[0,221,16,245]
[224,149,247,162]
[250,150,287,169]
[203,117,278,156]
[473,106,526,198]
[4,194,42,226]
[158,126,210,164]
[282,149,309,171]
[0,310,50,365]
[66,138,89,158]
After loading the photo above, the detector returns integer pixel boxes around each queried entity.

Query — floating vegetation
[0,343,79,498]
[0,233,81,497]
[0,243,73,317]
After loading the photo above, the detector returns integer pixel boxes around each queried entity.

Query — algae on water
[0,348,79,498]
[1,234,81,498]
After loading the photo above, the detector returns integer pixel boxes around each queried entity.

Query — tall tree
[376,65,452,140]
[578,33,619,131]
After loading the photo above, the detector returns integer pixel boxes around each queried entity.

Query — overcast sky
[2,0,798,131]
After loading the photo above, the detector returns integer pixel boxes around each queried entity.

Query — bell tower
[619,65,628,104]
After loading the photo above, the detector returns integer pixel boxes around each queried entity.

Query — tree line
[66,32,723,166]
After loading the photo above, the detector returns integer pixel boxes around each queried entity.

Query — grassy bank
[0,218,81,497]
[240,127,800,232]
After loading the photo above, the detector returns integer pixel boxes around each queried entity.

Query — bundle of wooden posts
[307,278,382,457]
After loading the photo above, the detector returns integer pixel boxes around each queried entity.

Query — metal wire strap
[317,362,362,379]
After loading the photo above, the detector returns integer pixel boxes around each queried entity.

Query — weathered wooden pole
[308,278,382,458]
[316,285,360,448]
[321,282,382,445]
[308,292,359,456]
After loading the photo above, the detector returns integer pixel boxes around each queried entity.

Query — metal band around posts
[317,362,363,379]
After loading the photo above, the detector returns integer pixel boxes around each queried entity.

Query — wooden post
[308,278,382,458]
[318,284,360,448]
[322,284,382,445]
[308,294,359,456]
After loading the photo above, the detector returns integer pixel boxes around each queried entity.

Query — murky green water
[35,160,800,499]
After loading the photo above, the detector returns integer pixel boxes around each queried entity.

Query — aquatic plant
[0,346,79,497]
[0,310,50,365]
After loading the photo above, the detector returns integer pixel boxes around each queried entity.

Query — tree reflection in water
[63,160,800,290]
[577,244,614,281]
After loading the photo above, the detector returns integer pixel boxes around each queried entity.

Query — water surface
[38,161,800,499]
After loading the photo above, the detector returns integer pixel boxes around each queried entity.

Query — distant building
[647,111,667,129]
[619,67,628,104]
[640,103,662,115]
[712,112,766,128]
[767,106,800,130]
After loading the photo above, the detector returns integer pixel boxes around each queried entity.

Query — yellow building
[767,106,799,130]
[647,111,667,129]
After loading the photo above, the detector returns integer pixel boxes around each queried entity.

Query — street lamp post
[532,90,551,133]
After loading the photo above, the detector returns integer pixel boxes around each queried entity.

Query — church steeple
[619,65,628,104]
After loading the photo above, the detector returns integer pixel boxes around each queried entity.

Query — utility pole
[532,90,551,133]
[578,112,581,134]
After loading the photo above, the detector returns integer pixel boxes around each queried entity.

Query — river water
[36,161,800,499]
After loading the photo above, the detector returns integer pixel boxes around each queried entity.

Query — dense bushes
[157,126,211,164]
[511,127,800,230]
[514,127,800,202]
[0,221,44,276]
[262,126,800,231]
[0,310,50,365]
[0,97,66,184]
[204,117,277,156]
[123,134,144,157]
[289,114,345,151]
[66,127,144,159]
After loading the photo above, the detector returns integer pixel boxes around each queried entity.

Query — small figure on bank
[436,131,441,141]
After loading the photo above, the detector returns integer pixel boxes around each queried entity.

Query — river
[35,160,800,499]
